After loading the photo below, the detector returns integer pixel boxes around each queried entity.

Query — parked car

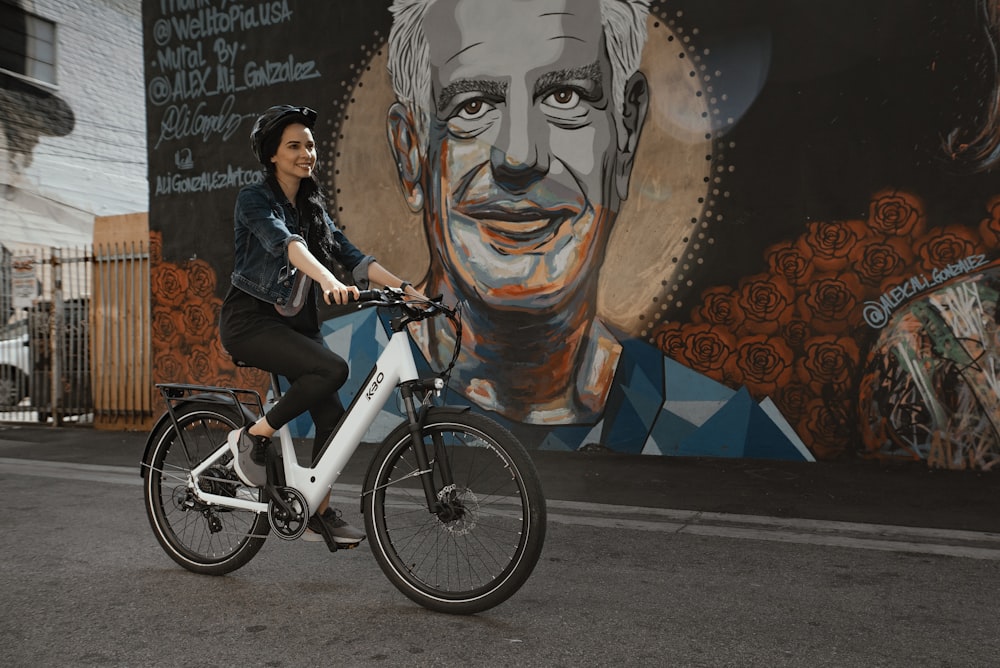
[0,319,30,405]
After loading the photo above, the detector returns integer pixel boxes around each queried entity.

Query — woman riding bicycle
[219,104,424,545]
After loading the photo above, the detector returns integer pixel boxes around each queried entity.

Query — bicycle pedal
[336,541,362,550]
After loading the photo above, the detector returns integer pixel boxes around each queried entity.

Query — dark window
[0,2,57,86]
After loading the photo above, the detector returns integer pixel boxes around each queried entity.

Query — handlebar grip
[351,289,382,303]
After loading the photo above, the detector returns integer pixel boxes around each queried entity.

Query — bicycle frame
[185,327,420,516]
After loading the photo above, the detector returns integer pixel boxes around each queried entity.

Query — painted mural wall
[143,0,1000,469]
[2,0,146,250]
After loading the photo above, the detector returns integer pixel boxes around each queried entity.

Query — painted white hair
[387,0,651,147]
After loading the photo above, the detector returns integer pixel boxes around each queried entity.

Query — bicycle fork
[399,379,459,519]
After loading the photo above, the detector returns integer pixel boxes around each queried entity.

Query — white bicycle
[140,288,546,615]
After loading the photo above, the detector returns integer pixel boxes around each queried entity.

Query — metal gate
[0,246,92,424]
[0,242,151,427]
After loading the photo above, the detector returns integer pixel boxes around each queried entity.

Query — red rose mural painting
[652,190,998,466]
[149,231,266,396]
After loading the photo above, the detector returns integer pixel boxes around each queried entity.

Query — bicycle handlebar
[346,285,464,385]
[347,286,454,322]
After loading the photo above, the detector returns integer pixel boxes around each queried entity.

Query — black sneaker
[303,508,366,545]
[228,427,268,487]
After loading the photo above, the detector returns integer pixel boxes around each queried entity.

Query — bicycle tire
[363,408,546,614]
[143,403,269,575]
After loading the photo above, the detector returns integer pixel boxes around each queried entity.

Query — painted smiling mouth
[462,206,575,251]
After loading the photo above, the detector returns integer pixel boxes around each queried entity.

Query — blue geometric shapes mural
[321,307,388,406]
[536,423,600,452]
[760,398,815,462]
[599,337,667,454]
[643,409,699,455]
[664,357,735,402]
[740,390,810,460]
[676,387,755,458]
[644,357,732,455]
[580,420,605,450]
[645,359,812,462]
[292,307,809,461]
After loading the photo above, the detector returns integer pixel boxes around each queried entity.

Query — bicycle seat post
[269,372,283,401]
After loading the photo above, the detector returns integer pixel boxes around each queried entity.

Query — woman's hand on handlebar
[398,282,434,310]
[321,277,360,305]
[401,283,427,301]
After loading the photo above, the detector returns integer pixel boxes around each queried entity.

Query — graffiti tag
[242,56,321,88]
[149,38,319,104]
[156,95,247,148]
[154,163,262,196]
[154,0,293,45]
[862,254,989,328]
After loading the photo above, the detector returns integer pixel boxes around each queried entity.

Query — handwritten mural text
[863,254,989,328]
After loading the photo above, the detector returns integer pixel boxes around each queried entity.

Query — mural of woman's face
[415,0,641,310]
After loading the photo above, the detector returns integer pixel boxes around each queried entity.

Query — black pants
[223,325,348,463]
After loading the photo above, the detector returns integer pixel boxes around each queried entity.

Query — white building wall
[1,0,147,251]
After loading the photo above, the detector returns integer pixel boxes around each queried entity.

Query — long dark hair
[261,119,343,272]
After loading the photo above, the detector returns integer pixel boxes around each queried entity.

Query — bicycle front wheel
[143,403,269,575]
[363,409,546,614]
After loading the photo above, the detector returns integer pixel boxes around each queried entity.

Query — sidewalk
[1,423,998,534]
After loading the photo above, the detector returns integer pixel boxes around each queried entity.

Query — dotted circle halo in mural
[330,8,715,337]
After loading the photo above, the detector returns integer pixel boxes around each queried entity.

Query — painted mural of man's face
[390,0,648,311]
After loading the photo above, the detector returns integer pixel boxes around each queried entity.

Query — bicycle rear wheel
[363,409,546,614]
[143,403,269,575]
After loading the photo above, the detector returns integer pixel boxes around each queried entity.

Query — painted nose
[490,96,547,194]
[490,146,546,194]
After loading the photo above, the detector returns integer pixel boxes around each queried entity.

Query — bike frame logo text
[365,371,384,400]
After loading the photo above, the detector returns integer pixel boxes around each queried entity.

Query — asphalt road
[1,425,999,667]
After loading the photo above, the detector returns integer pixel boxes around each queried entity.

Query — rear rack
[155,382,264,432]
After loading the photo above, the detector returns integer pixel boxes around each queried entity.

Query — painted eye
[544,88,580,110]
[456,99,492,120]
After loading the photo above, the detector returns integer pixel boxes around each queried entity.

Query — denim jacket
[230,181,375,306]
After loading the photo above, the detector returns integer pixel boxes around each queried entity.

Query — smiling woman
[217,104,422,541]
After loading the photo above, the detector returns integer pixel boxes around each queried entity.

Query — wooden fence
[92,214,153,430]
